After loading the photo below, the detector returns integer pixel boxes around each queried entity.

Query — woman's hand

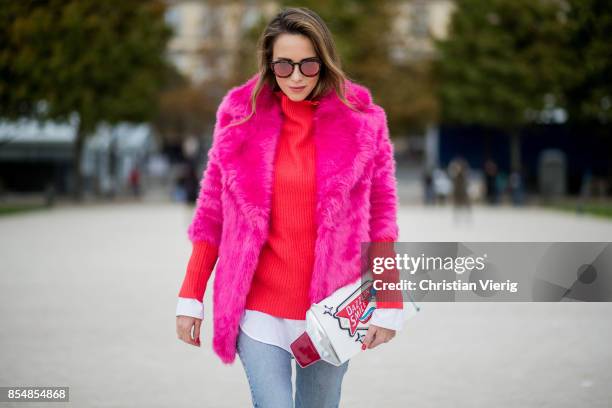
[362,324,396,350]
[176,315,202,347]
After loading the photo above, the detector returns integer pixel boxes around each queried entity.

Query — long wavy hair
[229,7,360,127]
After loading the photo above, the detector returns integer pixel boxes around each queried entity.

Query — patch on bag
[325,280,375,337]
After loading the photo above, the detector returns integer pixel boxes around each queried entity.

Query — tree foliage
[0,0,173,130]
[435,0,569,129]
[436,0,612,127]
[563,0,612,124]
[0,0,173,199]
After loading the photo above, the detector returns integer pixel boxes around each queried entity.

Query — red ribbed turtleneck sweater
[244,90,319,319]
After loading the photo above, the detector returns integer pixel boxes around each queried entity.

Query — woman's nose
[290,65,303,80]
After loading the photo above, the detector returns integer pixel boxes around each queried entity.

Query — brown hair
[229,7,360,127]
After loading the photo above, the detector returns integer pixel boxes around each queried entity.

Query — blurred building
[0,118,157,197]
[0,118,75,194]
[164,0,277,84]
[433,123,612,197]
[390,0,455,63]
[81,123,158,197]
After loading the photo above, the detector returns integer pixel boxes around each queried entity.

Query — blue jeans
[236,327,350,408]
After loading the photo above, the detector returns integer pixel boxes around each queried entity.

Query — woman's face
[271,33,320,102]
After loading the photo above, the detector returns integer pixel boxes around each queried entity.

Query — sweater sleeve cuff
[176,297,204,320]
[177,240,219,300]
[369,240,404,307]
[376,301,404,309]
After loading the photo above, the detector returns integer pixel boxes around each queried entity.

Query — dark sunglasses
[270,58,322,78]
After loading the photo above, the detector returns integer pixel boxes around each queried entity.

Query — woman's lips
[289,86,306,92]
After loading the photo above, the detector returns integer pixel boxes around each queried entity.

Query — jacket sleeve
[186,148,224,247]
[368,107,403,310]
[176,93,235,319]
[369,107,399,242]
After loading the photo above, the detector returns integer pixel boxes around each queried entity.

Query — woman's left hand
[362,324,396,350]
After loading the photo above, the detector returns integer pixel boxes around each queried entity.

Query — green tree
[563,0,612,124]
[0,0,172,200]
[435,0,569,170]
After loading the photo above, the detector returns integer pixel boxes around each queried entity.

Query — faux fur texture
[187,72,399,364]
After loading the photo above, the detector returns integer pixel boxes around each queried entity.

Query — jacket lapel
[312,89,378,230]
[214,82,282,232]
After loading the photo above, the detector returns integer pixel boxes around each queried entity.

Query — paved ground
[1,200,611,407]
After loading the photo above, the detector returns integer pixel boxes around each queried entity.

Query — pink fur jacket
[187,72,399,364]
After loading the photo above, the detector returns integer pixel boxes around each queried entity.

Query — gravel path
[1,202,611,407]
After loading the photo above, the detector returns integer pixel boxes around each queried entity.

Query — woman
[176,7,407,407]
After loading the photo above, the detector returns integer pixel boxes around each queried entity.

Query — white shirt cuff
[176,297,204,320]
[370,307,409,331]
